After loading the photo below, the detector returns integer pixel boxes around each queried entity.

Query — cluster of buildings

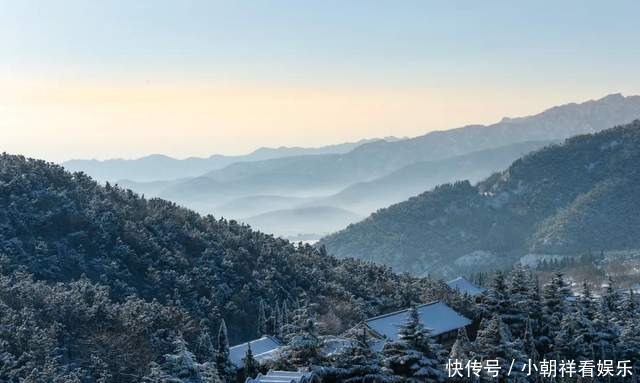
[231,276,485,382]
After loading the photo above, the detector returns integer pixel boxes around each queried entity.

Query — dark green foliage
[0,153,450,382]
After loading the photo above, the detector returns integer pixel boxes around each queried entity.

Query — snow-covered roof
[246,370,317,383]
[230,336,282,368]
[446,276,486,296]
[365,301,471,341]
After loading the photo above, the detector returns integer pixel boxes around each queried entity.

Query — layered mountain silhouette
[63,138,392,183]
[64,94,640,239]
[319,122,640,277]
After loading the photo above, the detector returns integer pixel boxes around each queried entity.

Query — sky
[1,0,640,162]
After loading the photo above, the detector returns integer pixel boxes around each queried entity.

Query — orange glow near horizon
[0,76,610,162]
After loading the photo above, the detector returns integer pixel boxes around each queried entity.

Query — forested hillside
[0,154,449,382]
[320,122,640,276]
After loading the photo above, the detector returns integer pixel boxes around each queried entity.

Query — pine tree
[449,327,471,362]
[539,272,569,354]
[257,300,268,337]
[200,362,223,383]
[619,289,638,322]
[196,328,216,363]
[471,315,526,381]
[243,342,259,380]
[382,306,446,382]
[145,334,208,382]
[216,320,235,382]
[481,271,508,318]
[553,311,592,360]
[617,315,640,365]
[283,302,320,368]
[578,282,596,321]
[602,276,622,313]
[272,302,282,338]
[522,318,539,363]
[504,267,531,337]
[592,297,619,360]
[330,336,394,383]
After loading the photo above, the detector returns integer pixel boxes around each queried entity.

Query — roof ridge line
[364,300,440,323]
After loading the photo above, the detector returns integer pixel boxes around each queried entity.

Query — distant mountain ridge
[63,137,396,182]
[304,140,554,215]
[319,122,640,277]
[152,94,640,237]
[63,94,640,240]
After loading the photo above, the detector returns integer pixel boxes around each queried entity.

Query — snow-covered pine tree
[282,302,321,368]
[243,342,259,380]
[144,334,206,382]
[617,314,640,366]
[538,272,570,354]
[257,300,268,337]
[272,301,282,338]
[578,282,596,321]
[553,311,592,361]
[526,274,542,333]
[602,276,622,313]
[481,271,508,319]
[200,362,223,383]
[622,289,638,320]
[471,314,526,381]
[381,306,446,383]
[522,318,539,364]
[281,300,289,334]
[591,297,619,360]
[449,327,471,362]
[328,336,395,383]
[504,267,531,337]
[196,328,217,363]
[216,320,235,383]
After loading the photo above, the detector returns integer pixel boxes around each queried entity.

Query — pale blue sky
[1,1,640,161]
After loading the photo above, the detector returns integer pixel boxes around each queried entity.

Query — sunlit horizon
[2,1,640,162]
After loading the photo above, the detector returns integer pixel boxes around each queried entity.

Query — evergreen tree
[578,282,596,321]
[602,276,622,314]
[382,306,446,382]
[591,297,619,360]
[553,311,592,360]
[243,342,259,380]
[504,267,531,337]
[522,318,539,364]
[538,272,569,354]
[257,300,268,337]
[617,315,640,366]
[196,328,216,363]
[471,315,526,381]
[144,335,203,382]
[200,363,223,383]
[282,302,321,368]
[328,337,395,383]
[272,302,282,338]
[215,320,235,383]
[619,289,638,322]
[449,327,471,362]
[481,271,508,318]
